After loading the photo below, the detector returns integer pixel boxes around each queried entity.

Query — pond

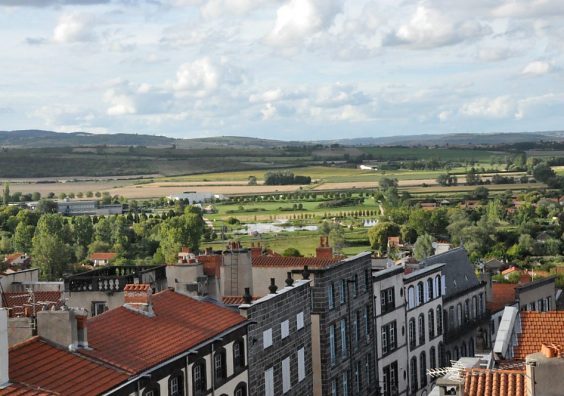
[234,221,318,235]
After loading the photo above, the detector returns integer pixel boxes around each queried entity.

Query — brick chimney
[0,309,8,388]
[250,242,262,258]
[316,236,333,259]
[123,284,154,317]
[519,271,532,285]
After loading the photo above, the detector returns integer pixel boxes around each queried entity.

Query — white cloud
[477,47,515,62]
[266,0,342,47]
[0,0,109,6]
[385,5,491,48]
[172,57,244,97]
[522,60,552,76]
[459,96,517,119]
[53,12,96,43]
[492,0,564,18]
[104,80,174,116]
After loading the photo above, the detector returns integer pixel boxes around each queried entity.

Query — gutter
[101,320,250,396]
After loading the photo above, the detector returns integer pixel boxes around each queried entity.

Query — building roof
[7,337,128,396]
[513,311,564,360]
[252,256,341,269]
[222,295,258,305]
[0,383,55,395]
[2,291,62,317]
[501,266,519,276]
[89,252,117,261]
[488,283,518,313]
[418,247,480,298]
[484,259,506,270]
[82,289,247,374]
[463,368,526,396]
[3,253,27,264]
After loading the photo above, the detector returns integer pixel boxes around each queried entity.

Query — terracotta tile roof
[82,289,247,374]
[3,253,26,264]
[513,311,564,360]
[89,252,117,261]
[252,256,341,268]
[3,292,62,317]
[7,337,128,396]
[0,383,55,395]
[501,266,519,276]
[463,368,526,396]
[487,283,518,313]
[197,254,222,277]
[222,295,258,305]
[123,284,150,292]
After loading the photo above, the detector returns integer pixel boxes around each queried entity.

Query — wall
[221,251,253,296]
[517,278,556,311]
[0,269,39,293]
[7,317,33,346]
[252,266,292,297]
[65,291,125,314]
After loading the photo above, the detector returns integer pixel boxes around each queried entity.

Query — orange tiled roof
[7,337,128,396]
[0,383,55,395]
[252,256,341,268]
[123,284,150,292]
[463,368,526,396]
[3,292,62,317]
[222,295,258,305]
[82,289,247,374]
[89,252,117,261]
[3,253,25,264]
[501,266,518,276]
[513,311,564,360]
[487,283,518,313]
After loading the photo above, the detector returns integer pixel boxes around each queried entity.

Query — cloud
[477,47,516,62]
[53,12,96,43]
[266,0,342,47]
[104,80,174,116]
[459,96,517,119]
[521,60,552,76]
[171,57,244,97]
[25,37,48,46]
[384,5,491,48]
[0,0,109,6]
[492,0,564,18]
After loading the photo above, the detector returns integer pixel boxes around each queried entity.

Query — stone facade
[239,279,313,396]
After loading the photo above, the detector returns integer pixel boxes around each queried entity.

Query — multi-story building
[404,264,444,396]
[239,278,313,396]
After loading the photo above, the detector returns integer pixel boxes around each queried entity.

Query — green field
[359,147,501,161]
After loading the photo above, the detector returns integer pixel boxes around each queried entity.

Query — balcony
[443,313,490,343]
[64,265,167,293]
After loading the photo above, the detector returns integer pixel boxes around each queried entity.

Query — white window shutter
[298,348,305,382]
[265,367,274,396]
[282,357,291,393]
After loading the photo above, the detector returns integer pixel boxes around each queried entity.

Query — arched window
[438,342,445,367]
[448,306,455,331]
[435,275,442,297]
[427,278,434,300]
[408,286,415,309]
[446,350,452,364]
[464,299,470,323]
[428,309,435,339]
[456,303,462,328]
[233,339,245,371]
[234,382,247,396]
[410,356,418,393]
[214,348,227,386]
[417,282,424,306]
[193,359,207,395]
[454,346,459,360]
[168,371,184,396]
[472,296,477,319]
[420,351,427,387]
[143,384,160,396]
[469,337,475,357]
[409,318,416,350]
[418,314,425,345]
[461,341,467,357]
[436,306,442,335]
[430,346,437,370]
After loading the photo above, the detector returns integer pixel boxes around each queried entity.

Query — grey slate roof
[419,247,480,298]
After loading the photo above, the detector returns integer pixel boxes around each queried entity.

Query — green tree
[36,199,58,214]
[283,247,302,257]
[157,208,205,263]
[94,218,112,244]
[13,222,35,253]
[2,182,9,205]
[72,216,94,247]
[413,233,434,260]
[329,224,345,254]
[32,214,71,280]
[368,221,400,254]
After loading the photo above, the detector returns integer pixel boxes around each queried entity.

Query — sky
[1,0,564,141]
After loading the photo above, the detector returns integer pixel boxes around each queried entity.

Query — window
[297,347,305,382]
[383,362,398,396]
[297,312,304,330]
[234,383,247,396]
[469,338,474,357]
[354,361,361,394]
[529,301,536,311]
[420,352,427,387]
[456,303,462,328]
[364,305,371,341]
[381,287,395,314]
[437,306,442,335]
[233,339,245,370]
[329,324,336,366]
[441,275,446,295]
[169,373,184,396]
[342,371,349,396]
[454,346,459,360]
[410,356,418,393]
[428,309,435,339]
[352,274,358,298]
[547,297,552,311]
[193,360,206,395]
[407,286,415,309]
[340,319,348,357]
[381,321,397,355]
[339,279,346,304]
[539,298,545,312]
[353,311,360,348]
[439,342,445,367]
[418,314,425,345]
[435,275,441,297]
[263,328,273,349]
[449,306,455,331]
[365,354,372,386]
[331,379,338,396]
[461,341,467,357]
[328,283,335,309]
[471,296,477,319]
[430,346,437,370]
[265,367,274,396]
[214,349,227,385]
[409,318,416,350]
[282,356,291,393]
[281,320,290,339]
[91,301,107,317]
[427,278,434,300]
[143,385,160,396]
[464,299,470,323]
[417,282,424,306]
[479,293,484,314]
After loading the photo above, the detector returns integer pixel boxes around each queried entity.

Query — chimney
[123,284,154,317]
[37,308,88,351]
[250,242,262,258]
[181,247,191,253]
[316,236,333,259]
[0,309,8,388]
[243,288,253,305]
[519,271,532,285]
[480,271,493,302]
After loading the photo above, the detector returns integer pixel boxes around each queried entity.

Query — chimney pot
[268,278,278,294]
[285,272,294,287]
[302,265,311,280]
[243,288,253,304]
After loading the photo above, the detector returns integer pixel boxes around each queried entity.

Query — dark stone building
[239,278,313,396]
